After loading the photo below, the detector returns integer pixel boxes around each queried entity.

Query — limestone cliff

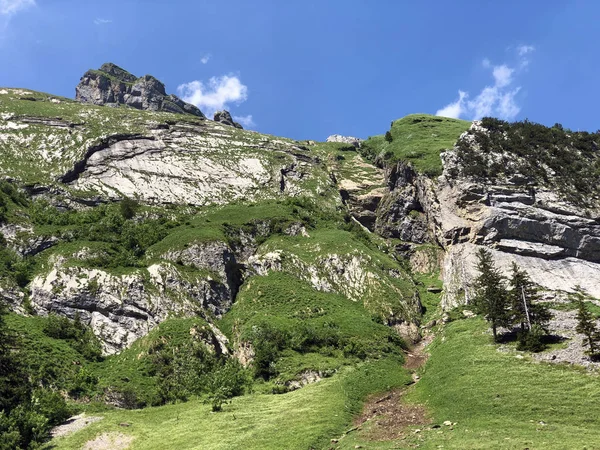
[348,120,600,309]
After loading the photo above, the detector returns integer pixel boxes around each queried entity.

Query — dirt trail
[352,333,434,441]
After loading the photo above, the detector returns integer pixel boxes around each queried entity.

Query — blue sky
[1,0,598,140]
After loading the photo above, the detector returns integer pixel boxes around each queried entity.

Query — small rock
[431,424,441,429]
[443,420,452,426]
[119,422,130,427]
[330,438,339,443]
[414,429,421,433]
[427,286,443,293]
[462,310,476,318]
[425,320,437,329]
[354,446,363,449]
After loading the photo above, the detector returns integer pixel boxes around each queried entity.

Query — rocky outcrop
[248,247,422,324]
[30,256,235,355]
[64,121,328,206]
[0,223,58,256]
[213,110,243,129]
[374,162,435,243]
[339,121,600,308]
[326,134,362,148]
[435,124,600,307]
[76,63,204,117]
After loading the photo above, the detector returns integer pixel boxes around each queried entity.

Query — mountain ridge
[1,64,600,449]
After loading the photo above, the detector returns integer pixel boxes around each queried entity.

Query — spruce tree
[573,287,600,359]
[508,262,551,333]
[473,248,509,341]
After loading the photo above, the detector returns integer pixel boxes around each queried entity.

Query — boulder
[213,110,243,129]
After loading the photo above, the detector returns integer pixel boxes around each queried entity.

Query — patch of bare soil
[83,432,134,450]
[51,414,103,438]
[354,389,430,441]
[352,333,434,440]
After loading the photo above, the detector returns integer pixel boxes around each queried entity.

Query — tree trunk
[492,323,497,341]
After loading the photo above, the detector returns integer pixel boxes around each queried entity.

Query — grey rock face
[30,260,234,355]
[213,110,243,129]
[435,123,600,307]
[374,162,435,243]
[76,63,205,118]
[343,121,600,308]
[62,121,327,206]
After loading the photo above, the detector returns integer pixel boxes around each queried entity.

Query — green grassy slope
[49,359,411,450]
[256,230,419,322]
[218,272,407,385]
[338,318,600,450]
[361,114,471,176]
[344,318,600,449]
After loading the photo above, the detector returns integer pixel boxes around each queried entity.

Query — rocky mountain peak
[213,110,243,129]
[76,62,204,118]
[97,62,137,83]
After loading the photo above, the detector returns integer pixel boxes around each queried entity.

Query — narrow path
[351,333,434,441]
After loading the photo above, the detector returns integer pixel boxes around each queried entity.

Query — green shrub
[30,388,73,426]
[249,322,290,380]
[207,359,251,411]
[120,197,139,220]
[516,324,547,352]
[43,314,103,362]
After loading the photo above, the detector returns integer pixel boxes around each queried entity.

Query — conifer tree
[473,248,509,341]
[573,287,600,359]
[508,262,551,333]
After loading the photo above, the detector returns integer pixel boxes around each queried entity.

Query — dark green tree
[384,130,393,143]
[0,303,28,415]
[120,197,139,220]
[573,287,600,359]
[473,248,510,341]
[508,263,551,332]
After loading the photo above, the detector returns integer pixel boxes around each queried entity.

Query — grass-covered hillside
[1,84,451,448]
[5,77,600,450]
[343,317,600,449]
[360,114,472,176]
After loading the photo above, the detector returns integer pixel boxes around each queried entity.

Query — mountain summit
[75,62,205,117]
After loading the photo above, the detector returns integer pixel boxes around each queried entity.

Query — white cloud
[94,18,112,25]
[233,114,255,128]
[201,53,211,64]
[517,44,535,68]
[436,90,467,119]
[492,64,513,88]
[0,0,35,15]
[177,75,249,119]
[436,46,534,121]
[517,45,535,56]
